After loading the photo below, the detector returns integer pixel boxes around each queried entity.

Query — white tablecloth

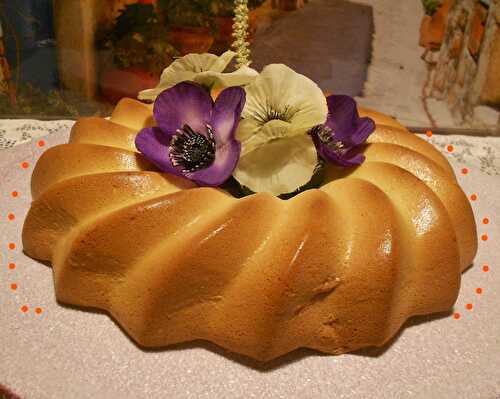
[0,121,499,399]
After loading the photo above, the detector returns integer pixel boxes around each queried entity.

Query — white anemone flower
[138,50,258,101]
[233,64,328,196]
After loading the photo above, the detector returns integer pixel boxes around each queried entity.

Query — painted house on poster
[430,0,500,128]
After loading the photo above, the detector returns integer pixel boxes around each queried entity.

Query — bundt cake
[22,97,477,362]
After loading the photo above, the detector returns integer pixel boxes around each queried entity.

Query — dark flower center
[311,125,345,153]
[251,101,298,125]
[169,124,216,173]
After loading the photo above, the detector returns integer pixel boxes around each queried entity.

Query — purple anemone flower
[310,95,375,166]
[135,81,245,186]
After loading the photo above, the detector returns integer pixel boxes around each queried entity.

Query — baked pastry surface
[22,98,477,361]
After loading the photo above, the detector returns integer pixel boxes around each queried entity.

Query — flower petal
[237,64,327,157]
[325,95,358,141]
[233,134,318,196]
[138,51,236,101]
[238,119,292,156]
[187,140,241,186]
[138,71,195,102]
[207,50,237,73]
[154,82,213,134]
[242,64,327,134]
[195,65,259,91]
[325,95,375,146]
[311,132,365,167]
[342,150,365,165]
[350,117,376,146]
[135,127,183,176]
[210,86,246,143]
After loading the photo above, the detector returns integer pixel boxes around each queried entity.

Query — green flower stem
[232,0,251,68]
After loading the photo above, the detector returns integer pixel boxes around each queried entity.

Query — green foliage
[158,0,266,24]
[422,0,441,16]
[0,84,112,117]
[210,0,235,17]
[108,3,158,43]
[210,0,266,17]
[158,0,214,28]
[97,3,178,74]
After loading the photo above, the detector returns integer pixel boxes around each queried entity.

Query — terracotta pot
[278,0,300,11]
[100,66,159,104]
[169,27,214,55]
[249,8,260,38]
[215,16,234,47]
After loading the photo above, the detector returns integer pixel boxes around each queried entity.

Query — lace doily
[0,119,75,150]
[1,119,499,175]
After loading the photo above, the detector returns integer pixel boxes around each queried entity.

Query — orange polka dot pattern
[424,134,494,322]
[4,144,50,318]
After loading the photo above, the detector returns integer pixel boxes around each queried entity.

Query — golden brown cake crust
[22,98,477,361]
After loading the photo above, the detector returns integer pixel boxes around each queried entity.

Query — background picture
[0,0,498,134]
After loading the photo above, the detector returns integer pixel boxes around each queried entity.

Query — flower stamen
[310,125,345,153]
[169,124,216,173]
[250,101,298,125]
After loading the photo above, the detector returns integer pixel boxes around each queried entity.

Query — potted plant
[159,0,215,55]
[97,2,178,103]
